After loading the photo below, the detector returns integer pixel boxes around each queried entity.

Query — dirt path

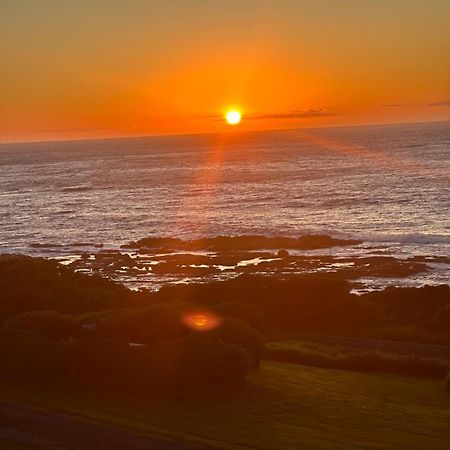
[0,401,202,450]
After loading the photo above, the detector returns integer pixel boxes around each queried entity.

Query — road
[0,401,202,450]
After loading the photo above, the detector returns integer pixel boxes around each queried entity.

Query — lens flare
[182,311,221,331]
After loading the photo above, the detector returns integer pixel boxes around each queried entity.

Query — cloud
[31,125,130,133]
[382,103,413,108]
[382,100,450,108]
[247,109,335,120]
[426,99,450,107]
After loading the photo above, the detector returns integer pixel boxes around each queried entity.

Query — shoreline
[1,233,448,293]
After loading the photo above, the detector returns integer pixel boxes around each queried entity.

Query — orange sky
[1,0,449,142]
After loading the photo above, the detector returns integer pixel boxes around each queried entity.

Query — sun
[225,110,241,125]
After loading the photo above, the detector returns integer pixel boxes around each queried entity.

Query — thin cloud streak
[382,100,450,108]
[382,104,414,108]
[247,109,335,120]
[426,100,450,107]
[30,125,131,133]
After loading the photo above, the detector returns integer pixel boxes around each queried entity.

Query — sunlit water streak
[0,122,449,288]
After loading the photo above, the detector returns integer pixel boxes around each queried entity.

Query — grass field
[1,361,450,449]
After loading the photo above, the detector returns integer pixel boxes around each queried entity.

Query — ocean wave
[30,242,104,249]
[52,209,76,215]
[61,185,93,193]
[361,233,450,245]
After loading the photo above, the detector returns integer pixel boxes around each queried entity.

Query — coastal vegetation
[1,253,450,391]
[265,341,450,377]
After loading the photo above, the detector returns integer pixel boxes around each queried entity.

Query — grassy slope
[1,362,449,450]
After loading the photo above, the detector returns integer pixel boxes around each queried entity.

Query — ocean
[1,121,449,290]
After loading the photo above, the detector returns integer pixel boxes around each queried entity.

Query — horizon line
[1,118,449,146]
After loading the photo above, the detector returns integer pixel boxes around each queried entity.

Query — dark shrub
[123,303,189,343]
[215,301,268,332]
[60,334,252,389]
[209,318,265,368]
[5,310,77,340]
[0,255,148,322]
[1,312,261,388]
[137,341,252,387]
[75,303,190,343]
[265,344,450,378]
[156,275,450,343]
[75,309,131,339]
[123,321,259,387]
[158,274,361,335]
[261,277,370,334]
[167,333,251,386]
[67,315,261,387]
[130,318,259,386]
[364,285,450,331]
[168,335,252,386]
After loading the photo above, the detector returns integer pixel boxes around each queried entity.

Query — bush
[172,335,252,386]
[209,318,265,368]
[75,309,126,338]
[265,342,450,378]
[59,334,252,389]
[5,310,77,340]
[123,304,189,343]
[128,320,260,387]
[1,313,262,388]
[0,255,148,322]
[75,303,190,342]
[215,301,268,332]
[365,285,450,333]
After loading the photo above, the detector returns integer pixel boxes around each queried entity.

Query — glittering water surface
[1,122,449,288]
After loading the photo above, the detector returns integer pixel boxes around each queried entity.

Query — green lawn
[1,362,450,449]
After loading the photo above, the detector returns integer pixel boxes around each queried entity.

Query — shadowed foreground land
[1,362,449,450]
[1,254,450,449]
[0,402,195,450]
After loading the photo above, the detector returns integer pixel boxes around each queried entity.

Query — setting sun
[225,110,242,125]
